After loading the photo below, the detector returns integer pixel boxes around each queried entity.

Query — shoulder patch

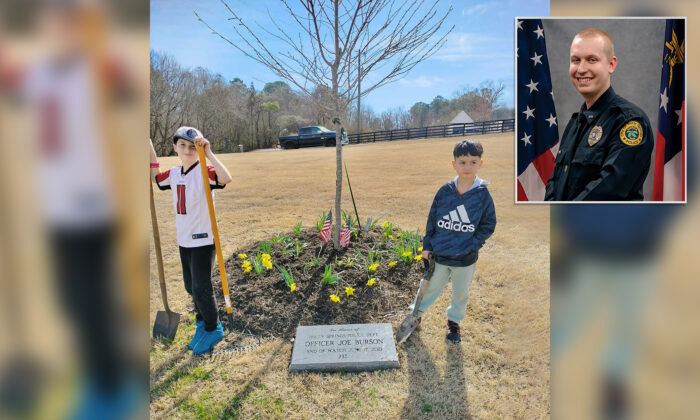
[619,121,643,146]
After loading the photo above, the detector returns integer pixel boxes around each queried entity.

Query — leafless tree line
[151,50,511,155]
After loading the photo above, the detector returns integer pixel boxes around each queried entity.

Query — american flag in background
[653,19,685,201]
[339,216,352,248]
[516,19,559,202]
[319,210,332,243]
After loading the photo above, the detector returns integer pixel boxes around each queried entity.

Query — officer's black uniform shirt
[545,87,654,201]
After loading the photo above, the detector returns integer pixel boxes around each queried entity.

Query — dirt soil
[212,226,425,338]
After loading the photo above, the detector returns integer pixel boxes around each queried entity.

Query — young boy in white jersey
[149,127,232,355]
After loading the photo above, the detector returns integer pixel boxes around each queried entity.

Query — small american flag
[339,217,352,247]
[319,210,332,243]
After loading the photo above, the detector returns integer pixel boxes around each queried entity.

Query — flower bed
[211,222,425,338]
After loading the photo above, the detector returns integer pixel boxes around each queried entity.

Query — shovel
[197,144,235,331]
[396,257,435,344]
[151,181,181,339]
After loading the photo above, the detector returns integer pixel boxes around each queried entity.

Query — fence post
[390,130,393,141]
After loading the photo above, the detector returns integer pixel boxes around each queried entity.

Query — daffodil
[395,232,402,238]
[414,255,422,261]
[418,246,423,252]
[366,278,376,286]
[244,266,252,273]
[330,294,340,303]
[402,251,412,258]
[345,286,355,296]
[238,253,247,259]
[388,261,397,267]
[262,253,271,261]
[241,260,251,269]
[263,259,272,269]
[290,283,297,292]
[382,232,388,237]
[368,262,379,273]
[381,222,389,228]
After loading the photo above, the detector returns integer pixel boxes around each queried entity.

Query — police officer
[545,28,654,201]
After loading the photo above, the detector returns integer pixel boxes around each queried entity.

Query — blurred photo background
[0,0,148,419]
[550,0,699,419]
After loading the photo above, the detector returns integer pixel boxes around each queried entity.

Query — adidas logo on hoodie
[437,204,475,232]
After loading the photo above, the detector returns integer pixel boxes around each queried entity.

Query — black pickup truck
[278,126,348,149]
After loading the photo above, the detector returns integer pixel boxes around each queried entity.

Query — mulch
[210,226,425,338]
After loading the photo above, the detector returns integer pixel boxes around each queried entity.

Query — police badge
[588,126,603,146]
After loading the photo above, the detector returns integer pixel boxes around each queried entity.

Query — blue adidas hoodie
[423,176,497,267]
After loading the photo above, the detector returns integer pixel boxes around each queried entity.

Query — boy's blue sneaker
[188,320,205,350]
[192,322,224,355]
[446,320,461,344]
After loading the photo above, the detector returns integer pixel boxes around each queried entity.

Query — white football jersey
[155,161,225,247]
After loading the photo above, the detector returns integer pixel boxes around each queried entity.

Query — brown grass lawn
[149,133,550,419]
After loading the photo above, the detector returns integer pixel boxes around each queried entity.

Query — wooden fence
[346,118,514,144]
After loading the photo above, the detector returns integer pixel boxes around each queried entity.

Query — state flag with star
[653,18,685,201]
[516,19,559,202]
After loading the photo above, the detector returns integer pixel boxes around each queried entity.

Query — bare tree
[197,0,452,249]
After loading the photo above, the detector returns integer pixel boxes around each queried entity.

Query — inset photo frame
[515,18,686,203]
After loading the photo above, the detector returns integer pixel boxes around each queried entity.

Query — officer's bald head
[573,28,615,61]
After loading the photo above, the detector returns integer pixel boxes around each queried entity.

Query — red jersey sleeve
[207,165,225,190]
[155,169,171,190]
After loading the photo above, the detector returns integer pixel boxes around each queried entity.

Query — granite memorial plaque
[289,323,400,372]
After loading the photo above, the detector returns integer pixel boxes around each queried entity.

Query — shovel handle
[150,181,170,313]
[197,145,234,329]
[411,257,435,317]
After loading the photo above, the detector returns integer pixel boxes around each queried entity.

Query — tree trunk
[333,117,342,250]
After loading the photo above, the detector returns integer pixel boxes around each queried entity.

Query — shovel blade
[153,310,181,340]
[396,314,420,344]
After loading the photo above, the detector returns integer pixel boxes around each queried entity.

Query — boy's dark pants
[178,245,220,331]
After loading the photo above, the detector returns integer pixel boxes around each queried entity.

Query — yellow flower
[330,294,340,303]
[244,266,252,273]
[382,232,388,237]
[402,251,412,258]
[345,287,355,296]
[414,255,422,261]
[241,260,251,268]
[418,246,423,252]
[290,283,297,292]
[263,260,272,269]
[366,278,376,286]
[238,253,247,259]
[368,262,379,273]
[388,261,397,267]
[262,253,271,261]
[381,222,389,228]
[395,232,402,238]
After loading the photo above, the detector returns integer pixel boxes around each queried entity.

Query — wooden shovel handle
[197,145,233,316]
[150,181,170,312]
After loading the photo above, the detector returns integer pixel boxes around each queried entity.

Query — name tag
[192,233,208,239]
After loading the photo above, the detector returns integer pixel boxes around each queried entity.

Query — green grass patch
[177,391,229,420]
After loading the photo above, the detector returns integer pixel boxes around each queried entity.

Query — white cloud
[433,31,511,62]
[398,76,444,88]
[461,3,490,16]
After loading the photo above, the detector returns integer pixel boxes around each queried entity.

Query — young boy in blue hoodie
[412,139,497,343]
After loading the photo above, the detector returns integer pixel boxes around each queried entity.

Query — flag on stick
[653,19,685,201]
[339,216,352,248]
[319,210,332,244]
[516,19,559,201]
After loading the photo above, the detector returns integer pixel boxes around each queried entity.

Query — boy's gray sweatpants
[409,262,476,323]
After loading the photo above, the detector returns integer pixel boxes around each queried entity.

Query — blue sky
[151,0,549,113]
